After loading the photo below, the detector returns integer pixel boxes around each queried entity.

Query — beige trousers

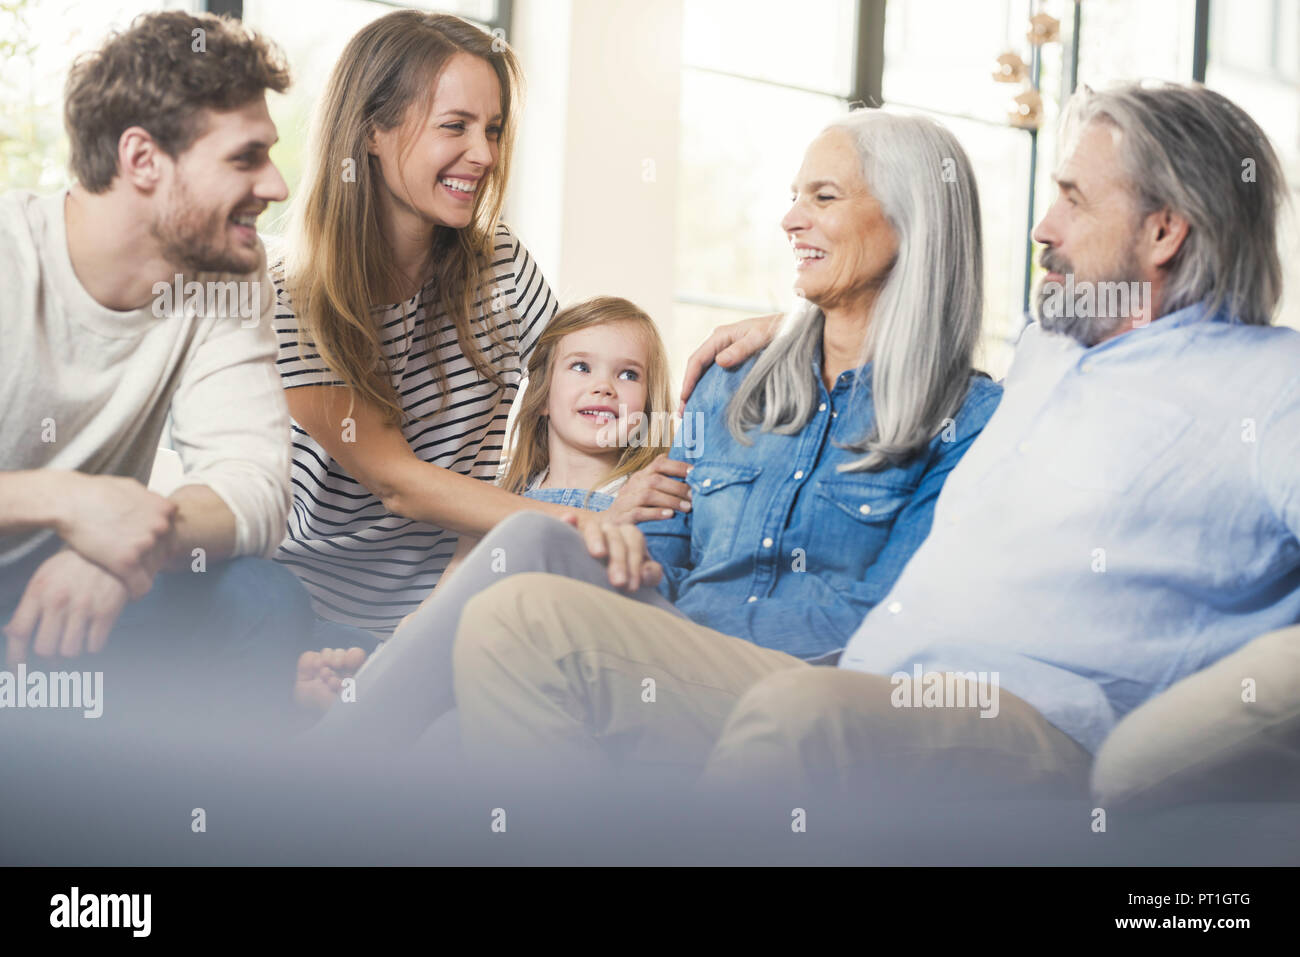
[454,573,1091,796]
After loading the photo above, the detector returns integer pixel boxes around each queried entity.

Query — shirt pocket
[688,461,763,563]
[1039,391,1194,495]
[812,477,913,572]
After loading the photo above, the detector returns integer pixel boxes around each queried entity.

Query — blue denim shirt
[841,304,1300,752]
[522,487,616,512]
[641,354,1002,658]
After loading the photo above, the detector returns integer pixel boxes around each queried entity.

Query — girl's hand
[604,454,693,525]
[565,512,663,592]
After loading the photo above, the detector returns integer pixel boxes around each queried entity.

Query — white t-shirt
[272,224,557,637]
[0,189,291,587]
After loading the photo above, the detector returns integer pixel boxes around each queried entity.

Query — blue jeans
[1,556,317,736]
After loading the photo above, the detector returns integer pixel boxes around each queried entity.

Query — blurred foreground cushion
[1091,624,1300,809]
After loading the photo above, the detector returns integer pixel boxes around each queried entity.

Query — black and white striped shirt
[271,224,556,637]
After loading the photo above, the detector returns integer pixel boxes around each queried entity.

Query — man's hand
[4,549,130,666]
[566,512,663,592]
[679,312,782,411]
[52,473,177,598]
[604,454,693,525]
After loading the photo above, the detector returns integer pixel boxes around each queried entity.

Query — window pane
[1207,2,1300,332]
[882,0,1034,125]
[0,0,193,193]
[401,0,498,21]
[1076,0,1199,88]
[682,0,856,96]
[675,68,846,314]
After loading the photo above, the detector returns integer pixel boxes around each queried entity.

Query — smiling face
[781,128,899,313]
[543,321,651,456]
[152,97,287,274]
[1032,120,1145,342]
[368,52,502,231]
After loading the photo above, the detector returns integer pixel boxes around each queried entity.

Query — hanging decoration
[998,3,1063,130]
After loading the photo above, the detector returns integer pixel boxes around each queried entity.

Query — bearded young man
[449,82,1300,801]
[0,11,321,731]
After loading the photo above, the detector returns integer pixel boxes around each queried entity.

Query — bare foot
[294,646,367,712]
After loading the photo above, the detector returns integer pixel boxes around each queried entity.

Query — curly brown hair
[64,10,290,193]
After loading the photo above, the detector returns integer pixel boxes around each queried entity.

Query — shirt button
[1081,361,1094,373]
[747,596,757,603]
[702,478,712,488]
[762,537,773,548]
[858,504,871,515]
[793,470,804,480]
[818,403,827,412]
[887,601,902,614]
[1017,441,1030,454]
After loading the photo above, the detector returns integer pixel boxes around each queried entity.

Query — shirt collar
[810,349,873,393]
[1084,299,1223,356]
[1148,300,1223,332]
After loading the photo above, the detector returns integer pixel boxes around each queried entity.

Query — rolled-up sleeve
[168,266,291,558]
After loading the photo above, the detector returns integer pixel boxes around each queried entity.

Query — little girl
[505,296,673,503]
[297,296,674,707]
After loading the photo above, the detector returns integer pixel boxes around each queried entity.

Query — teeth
[580,410,615,420]
[440,177,477,193]
[230,214,258,227]
[794,248,826,260]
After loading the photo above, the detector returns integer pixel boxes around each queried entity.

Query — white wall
[507,0,683,327]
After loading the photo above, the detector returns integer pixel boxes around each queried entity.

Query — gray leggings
[311,511,683,745]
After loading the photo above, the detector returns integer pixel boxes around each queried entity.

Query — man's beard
[151,178,256,275]
[1034,240,1141,347]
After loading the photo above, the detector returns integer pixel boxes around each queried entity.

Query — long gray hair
[726,109,984,472]
[1061,82,1287,325]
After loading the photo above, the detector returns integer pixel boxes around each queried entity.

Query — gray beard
[1035,257,1142,347]
[1036,297,1129,347]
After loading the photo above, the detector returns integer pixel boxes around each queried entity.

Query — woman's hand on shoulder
[604,454,693,526]
[565,511,663,592]
[679,312,782,412]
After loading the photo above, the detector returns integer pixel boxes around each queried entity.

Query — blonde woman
[273,11,765,654]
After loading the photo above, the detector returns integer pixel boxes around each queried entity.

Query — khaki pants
[454,574,1091,796]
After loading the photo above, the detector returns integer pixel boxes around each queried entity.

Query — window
[1075,0,1199,89]
[0,0,193,193]
[0,0,504,219]
[1205,0,1300,331]
[881,0,1042,377]
[672,0,870,380]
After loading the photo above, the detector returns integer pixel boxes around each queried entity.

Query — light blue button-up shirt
[642,352,1002,658]
[840,303,1300,753]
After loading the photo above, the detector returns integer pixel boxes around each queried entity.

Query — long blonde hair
[501,297,674,495]
[284,11,524,425]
